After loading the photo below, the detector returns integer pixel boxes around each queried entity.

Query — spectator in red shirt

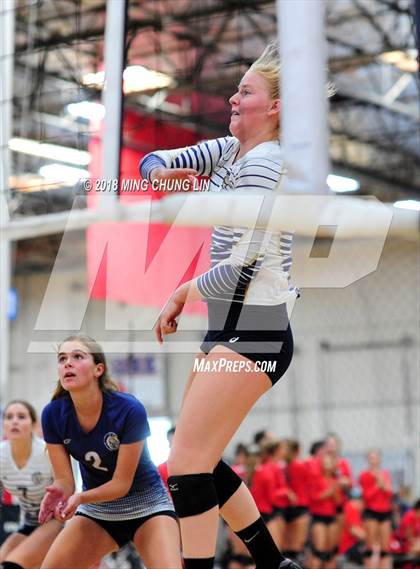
[399,498,420,558]
[359,450,393,569]
[283,440,311,563]
[306,440,326,475]
[339,488,366,566]
[250,439,293,550]
[308,454,341,569]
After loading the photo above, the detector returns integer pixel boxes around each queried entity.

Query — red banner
[87,110,211,314]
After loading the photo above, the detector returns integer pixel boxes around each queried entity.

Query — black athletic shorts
[312,514,337,525]
[261,511,274,523]
[17,523,38,536]
[284,505,309,522]
[76,510,177,548]
[200,300,294,385]
[363,509,392,522]
[272,507,288,520]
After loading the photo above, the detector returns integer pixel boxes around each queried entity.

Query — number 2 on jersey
[85,451,109,471]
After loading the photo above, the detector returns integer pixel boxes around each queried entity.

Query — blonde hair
[52,335,119,400]
[249,42,281,100]
[250,41,335,99]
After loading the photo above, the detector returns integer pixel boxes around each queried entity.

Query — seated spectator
[399,498,420,557]
[338,488,366,566]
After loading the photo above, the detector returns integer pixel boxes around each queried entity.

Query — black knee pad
[379,550,391,558]
[213,460,243,507]
[311,547,329,562]
[2,563,25,569]
[363,549,373,558]
[167,473,218,518]
[323,549,337,562]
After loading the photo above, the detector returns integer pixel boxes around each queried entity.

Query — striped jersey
[140,136,298,305]
[0,437,53,526]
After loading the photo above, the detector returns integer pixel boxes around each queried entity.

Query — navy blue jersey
[42,391,160,493]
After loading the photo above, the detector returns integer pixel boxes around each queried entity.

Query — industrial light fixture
[66,101,105,121]
[327,174,360,193]
[8,138,90,166]
[393,199,420,212]
[39,164,90,184]
[379,50,418,73]
[82,65,173,93]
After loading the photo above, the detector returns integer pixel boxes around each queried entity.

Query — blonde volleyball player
[140,44,300,569]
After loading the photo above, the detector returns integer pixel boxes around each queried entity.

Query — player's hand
[150,167,198,190]
[39,485,67,524]
[155,296,184,343]
[60,493,82,521]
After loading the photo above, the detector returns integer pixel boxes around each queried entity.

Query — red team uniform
[251,458,289,520]
[339,500,364,554]
[359,469,393,516]
[335,457,353,512]
[308,465,338,520]
[399,508,420,553]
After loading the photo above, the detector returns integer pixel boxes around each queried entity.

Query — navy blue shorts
[200,301,294,385]
[17,523,38,536]
[76,510,177,548]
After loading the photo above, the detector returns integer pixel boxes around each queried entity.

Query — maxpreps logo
[103,432,120,451]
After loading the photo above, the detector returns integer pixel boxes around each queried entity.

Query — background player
[38,335,182,569]
[0,400,62,569]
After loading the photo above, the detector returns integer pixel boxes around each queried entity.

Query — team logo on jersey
[32,471,44,485]
[103,432,120,451]
[222,168,238,191]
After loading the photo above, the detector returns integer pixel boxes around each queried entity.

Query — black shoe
[279,559,302,569]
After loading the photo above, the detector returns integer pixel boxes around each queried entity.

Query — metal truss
[7,0,420,209]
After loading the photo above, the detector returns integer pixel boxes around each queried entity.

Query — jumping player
[38,335,182,569]
[140,43,300,569]
[0,400,62,569]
